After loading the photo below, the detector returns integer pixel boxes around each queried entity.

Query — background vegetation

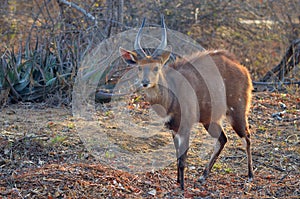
[0,0,299,105]
[0,1,299,198]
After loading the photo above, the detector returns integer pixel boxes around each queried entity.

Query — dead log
[260,38,300,82]
[253,39,300,91]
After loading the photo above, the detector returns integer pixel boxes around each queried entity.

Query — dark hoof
[180,183,184,190]
[198,176,206,183]
[248,177,253,182]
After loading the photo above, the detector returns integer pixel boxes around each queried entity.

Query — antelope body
[120,16,254,190]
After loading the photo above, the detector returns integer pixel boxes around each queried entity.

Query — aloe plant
[0,37,74,103]
[0,27,116,105]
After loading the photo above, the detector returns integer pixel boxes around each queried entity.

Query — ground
[0,92,299,198]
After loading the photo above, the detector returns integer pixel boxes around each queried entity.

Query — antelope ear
[119,47,138,65]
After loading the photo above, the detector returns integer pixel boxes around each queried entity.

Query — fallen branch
[283,117,300,122]
[277,170,292,184]
[260,39,300,82]
[253,159,286,172]
[252,81,300,85]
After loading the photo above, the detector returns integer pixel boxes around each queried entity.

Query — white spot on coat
[242,137,247,148]
[175,134,182,147]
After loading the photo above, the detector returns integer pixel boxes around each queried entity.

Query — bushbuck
[119,16,254,190]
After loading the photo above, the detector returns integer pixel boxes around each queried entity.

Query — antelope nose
[142,79,150,87]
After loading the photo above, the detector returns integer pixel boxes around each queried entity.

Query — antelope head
[120,16,171,88]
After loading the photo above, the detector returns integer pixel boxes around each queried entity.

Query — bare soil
[0,92,299,198]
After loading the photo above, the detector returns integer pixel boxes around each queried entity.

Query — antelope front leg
[173,133,190,190]
[199,123,227,182]
[177,149,188,190]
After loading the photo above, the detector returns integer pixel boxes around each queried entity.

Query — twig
[16,134,50,143]
[12,188,25,199]
[224,155,245,159]
[252,81,300,85]
[283,117,300,122]
[253,159,286,172]
[56,0,97,24]
[277,170,292,184]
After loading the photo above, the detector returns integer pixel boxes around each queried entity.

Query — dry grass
[0,92,299,198]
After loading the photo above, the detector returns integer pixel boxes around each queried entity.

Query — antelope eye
[153,66,159,72]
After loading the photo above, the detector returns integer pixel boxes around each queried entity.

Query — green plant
[0,36,77,103]
[50,135,68,145]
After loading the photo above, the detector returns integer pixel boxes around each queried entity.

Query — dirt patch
[0,92,299,198]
